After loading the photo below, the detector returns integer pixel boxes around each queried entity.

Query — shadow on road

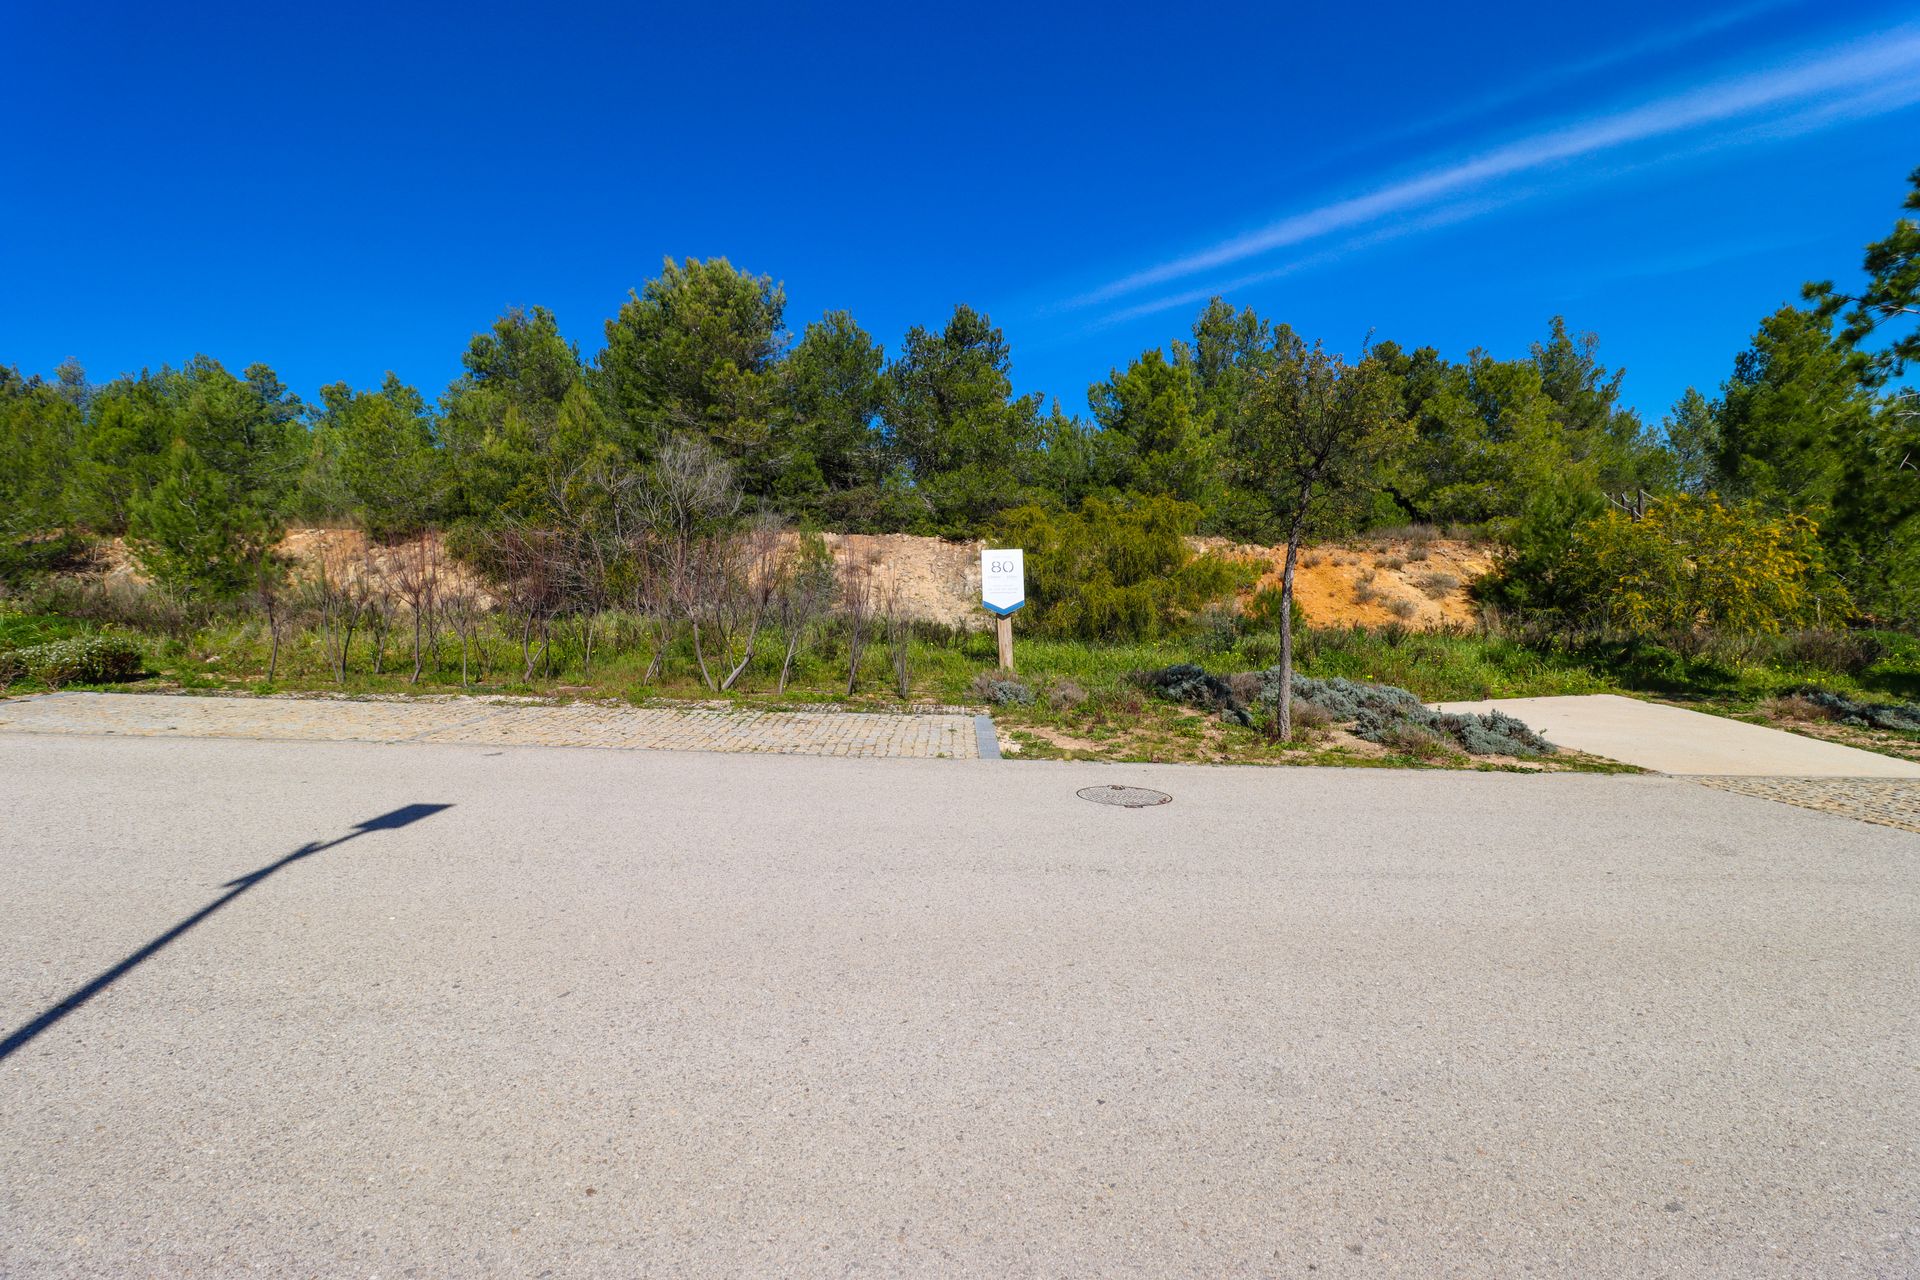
[0,803,452,1063]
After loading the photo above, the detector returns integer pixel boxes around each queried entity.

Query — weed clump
[970,673,1035,707]
[1761,693,1834,722]
[1044,678,1088,711]
[0,635,144,687]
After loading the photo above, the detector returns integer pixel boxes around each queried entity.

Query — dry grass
[1761,693,1837,723]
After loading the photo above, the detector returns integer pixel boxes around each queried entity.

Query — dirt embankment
[1197,536,1497,629]
[73,529,1493,630]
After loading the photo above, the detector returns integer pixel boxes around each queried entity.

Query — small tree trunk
[267,618,280,683]
[1277,526,1304,742]
[691,619,717,691]
[778,628,802,693]
[645,619,668,682]
[337,622,354,684]
[720,611,765,691]
[411,612,424,684]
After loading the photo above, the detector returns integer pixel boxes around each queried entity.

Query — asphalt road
[2,734,1916,1277]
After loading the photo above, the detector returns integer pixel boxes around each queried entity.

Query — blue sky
[3,0,1917,425]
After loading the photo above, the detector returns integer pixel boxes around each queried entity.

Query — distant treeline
[2,169,1916,619]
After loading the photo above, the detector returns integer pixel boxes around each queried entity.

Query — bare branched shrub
[713,514,784,692]
[443,588,486,688]
[361,551,397,676]
[881,571,913,698]
[626,436,743,688]
[776,534,835,693]
[841,557,875,696]
[390,535,443,684]
[310,545,368,683]
[1385,595,1418,620]
[1352,571,1381,605]
[250,562,293,683]
[490,525,566,682]
[1415,570,1460,600]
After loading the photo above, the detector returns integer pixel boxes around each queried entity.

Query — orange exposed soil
[1197,536,1497,630]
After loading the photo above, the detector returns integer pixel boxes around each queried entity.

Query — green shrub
[1796,688,1920,732]
[1134,663,1252,724]
[2,635,145,686]
[1242,586,1306,633]
[1141,667,1557,756]
[990,496,1255,641]
[0,531,94,588]
[1350,703,1553,757]
[1752,629,1886,676]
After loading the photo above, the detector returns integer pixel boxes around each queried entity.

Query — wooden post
[995,614,1014,672]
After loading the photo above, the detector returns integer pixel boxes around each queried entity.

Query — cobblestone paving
[0,692,981,759]
[1691,776,1920,836]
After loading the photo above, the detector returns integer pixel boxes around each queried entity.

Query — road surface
[2,732,1916,1276]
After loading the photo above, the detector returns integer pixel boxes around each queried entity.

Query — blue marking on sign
[982,599,1026,617]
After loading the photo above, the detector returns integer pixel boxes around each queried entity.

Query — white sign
[980,548,1025,617]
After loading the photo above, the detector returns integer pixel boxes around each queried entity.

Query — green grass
[7,595,1918,768]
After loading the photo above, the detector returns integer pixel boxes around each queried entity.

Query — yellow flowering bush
[1563,495,1844,640]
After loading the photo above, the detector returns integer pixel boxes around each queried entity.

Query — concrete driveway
[2,733,1917,1276]
[1434,693,1920,777]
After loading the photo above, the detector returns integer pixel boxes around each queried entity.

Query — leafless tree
[443,587,485,688]
[841,555,875,696]
[881,570,913,699]
[251,560,291,684]
[362,550,397,676]
[776,534,836,693]
[491,525,566,683]
[310,543,368,684]
[391,535,443,684]
[629,436,742,688]
[708,514,784,692]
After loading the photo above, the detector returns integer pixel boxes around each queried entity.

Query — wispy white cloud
[1089,197,1515,328]
[1344,0,1808,157]
[1068,25,1920,316]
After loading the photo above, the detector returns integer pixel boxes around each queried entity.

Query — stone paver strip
[1690,776,1920,836]
[0,692,979,760]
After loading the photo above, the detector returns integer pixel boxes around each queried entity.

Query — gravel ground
[2,733,1916,1277]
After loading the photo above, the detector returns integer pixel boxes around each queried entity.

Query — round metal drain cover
[1077,784,1172,808]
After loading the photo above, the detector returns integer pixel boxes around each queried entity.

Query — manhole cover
[1077,784,1172,808]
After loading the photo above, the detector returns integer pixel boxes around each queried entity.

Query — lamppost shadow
[0,802,452,1062]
